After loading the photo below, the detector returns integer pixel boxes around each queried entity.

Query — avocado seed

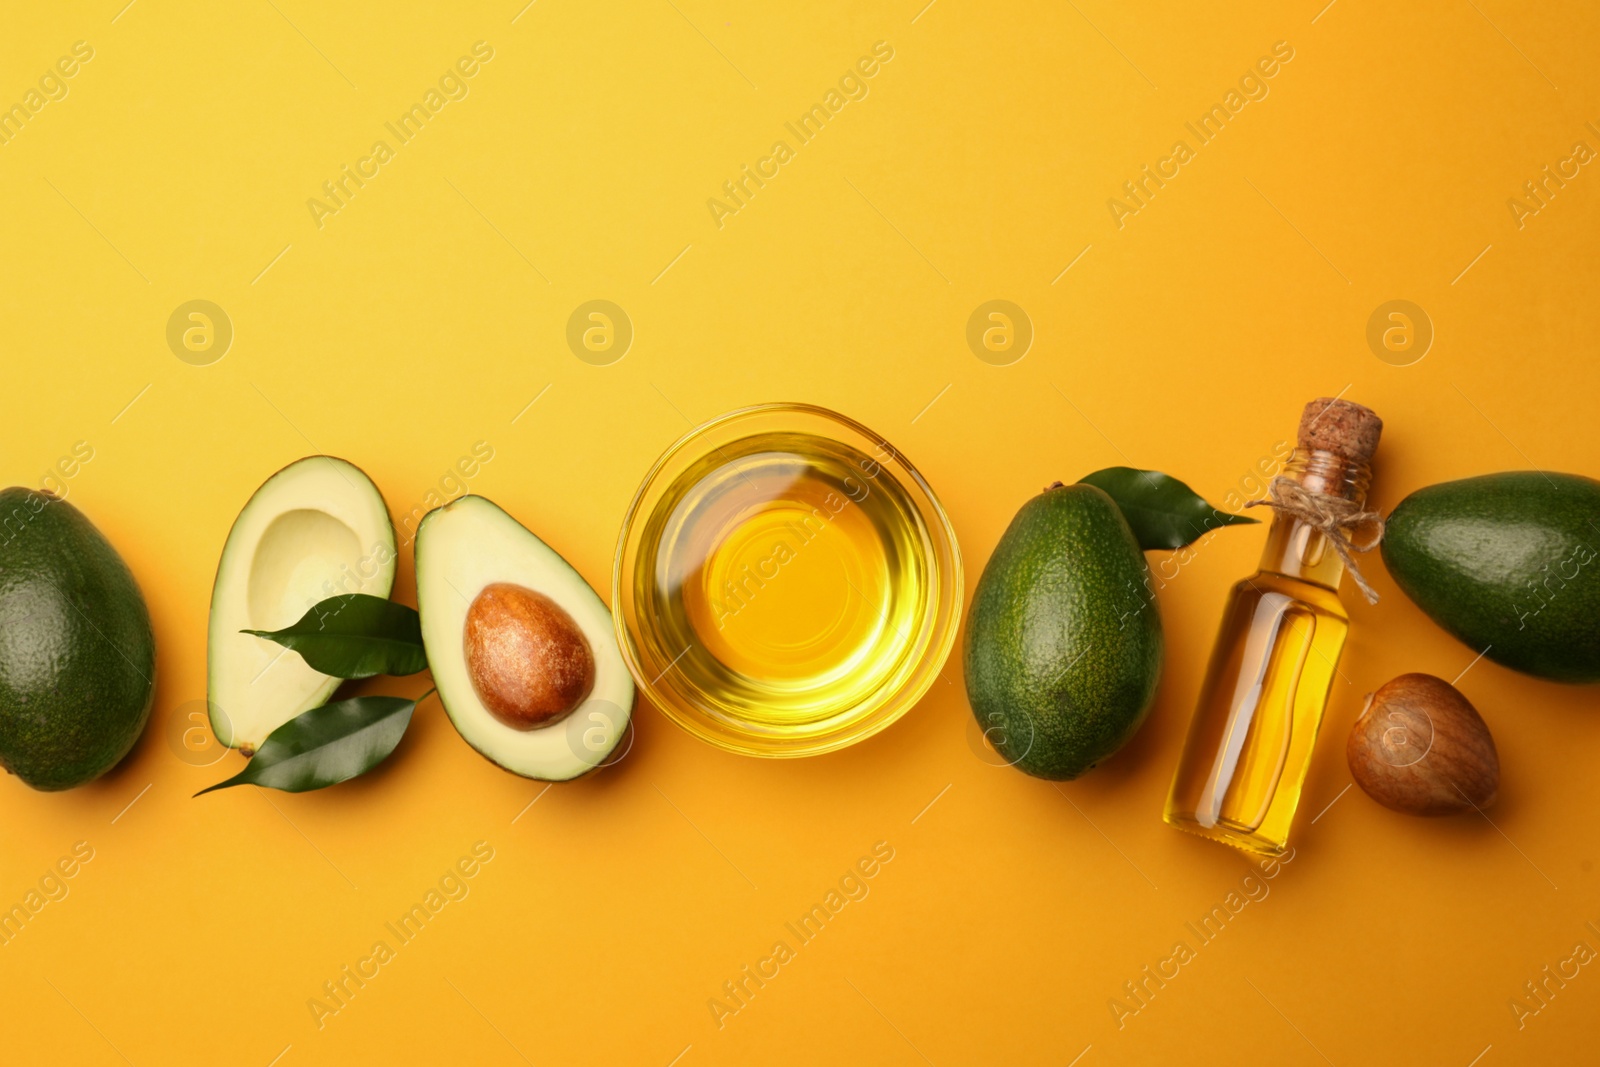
[1346,673,1499,816]
[464,583,595,730]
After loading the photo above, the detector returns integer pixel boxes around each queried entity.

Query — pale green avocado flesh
[207,457,396,751]
[416,495,634,781]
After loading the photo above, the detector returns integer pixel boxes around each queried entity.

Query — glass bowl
[613,403,962,757]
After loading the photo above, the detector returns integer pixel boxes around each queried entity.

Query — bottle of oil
[1164,398,1382,856]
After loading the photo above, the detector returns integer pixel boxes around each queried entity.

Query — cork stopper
[1298,397,1382,464]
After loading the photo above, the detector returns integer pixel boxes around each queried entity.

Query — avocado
[208,457,397,752]
[1382,471,1600,683]
[416,495,634,780]
[0,489,156,790]
[964,484,1164,779]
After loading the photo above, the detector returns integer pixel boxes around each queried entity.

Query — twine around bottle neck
[1245,474,1386,604]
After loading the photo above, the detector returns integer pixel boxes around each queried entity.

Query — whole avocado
[964,484,1164,780]
[0,489,156,789]
[1382,471,1600,684]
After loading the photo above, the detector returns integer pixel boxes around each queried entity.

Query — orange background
[3,1,1599,1064]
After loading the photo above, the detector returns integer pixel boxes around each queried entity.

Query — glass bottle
[1164,398,1382,856]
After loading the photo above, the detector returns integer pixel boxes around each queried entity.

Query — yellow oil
[1165,453,1367,856]
[631,432,933,731]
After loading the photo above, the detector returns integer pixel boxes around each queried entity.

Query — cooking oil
[1165,399,1382,856]
[630,431,935,731]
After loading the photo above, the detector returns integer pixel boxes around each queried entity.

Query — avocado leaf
[243,594,427,678]
[1078,467,1257,551]
[195,693,425,796]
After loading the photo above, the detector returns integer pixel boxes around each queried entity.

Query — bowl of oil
[613,403,963,757]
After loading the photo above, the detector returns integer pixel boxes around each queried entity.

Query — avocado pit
[464,582,595,730]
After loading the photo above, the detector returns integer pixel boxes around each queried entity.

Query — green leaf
[195,693,425,796]
[243,594,426,678]
[1078,466,1258,551]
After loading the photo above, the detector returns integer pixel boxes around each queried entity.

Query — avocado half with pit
[416,495,633,780]
[208,457,396,752]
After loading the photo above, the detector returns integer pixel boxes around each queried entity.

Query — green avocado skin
[0,489,156,789]
[963,484,1164,780]
[1381,472,1600,684]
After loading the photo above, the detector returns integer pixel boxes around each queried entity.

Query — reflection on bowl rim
[611,402,963,758]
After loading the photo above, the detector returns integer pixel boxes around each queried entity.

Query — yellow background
[3,1,1599,1064]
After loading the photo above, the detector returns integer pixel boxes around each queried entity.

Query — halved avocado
[208,457,396,752]
[416,495,633,781]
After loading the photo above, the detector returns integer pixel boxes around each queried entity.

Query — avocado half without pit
[416,495,634,781]
[208,457,397,753]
